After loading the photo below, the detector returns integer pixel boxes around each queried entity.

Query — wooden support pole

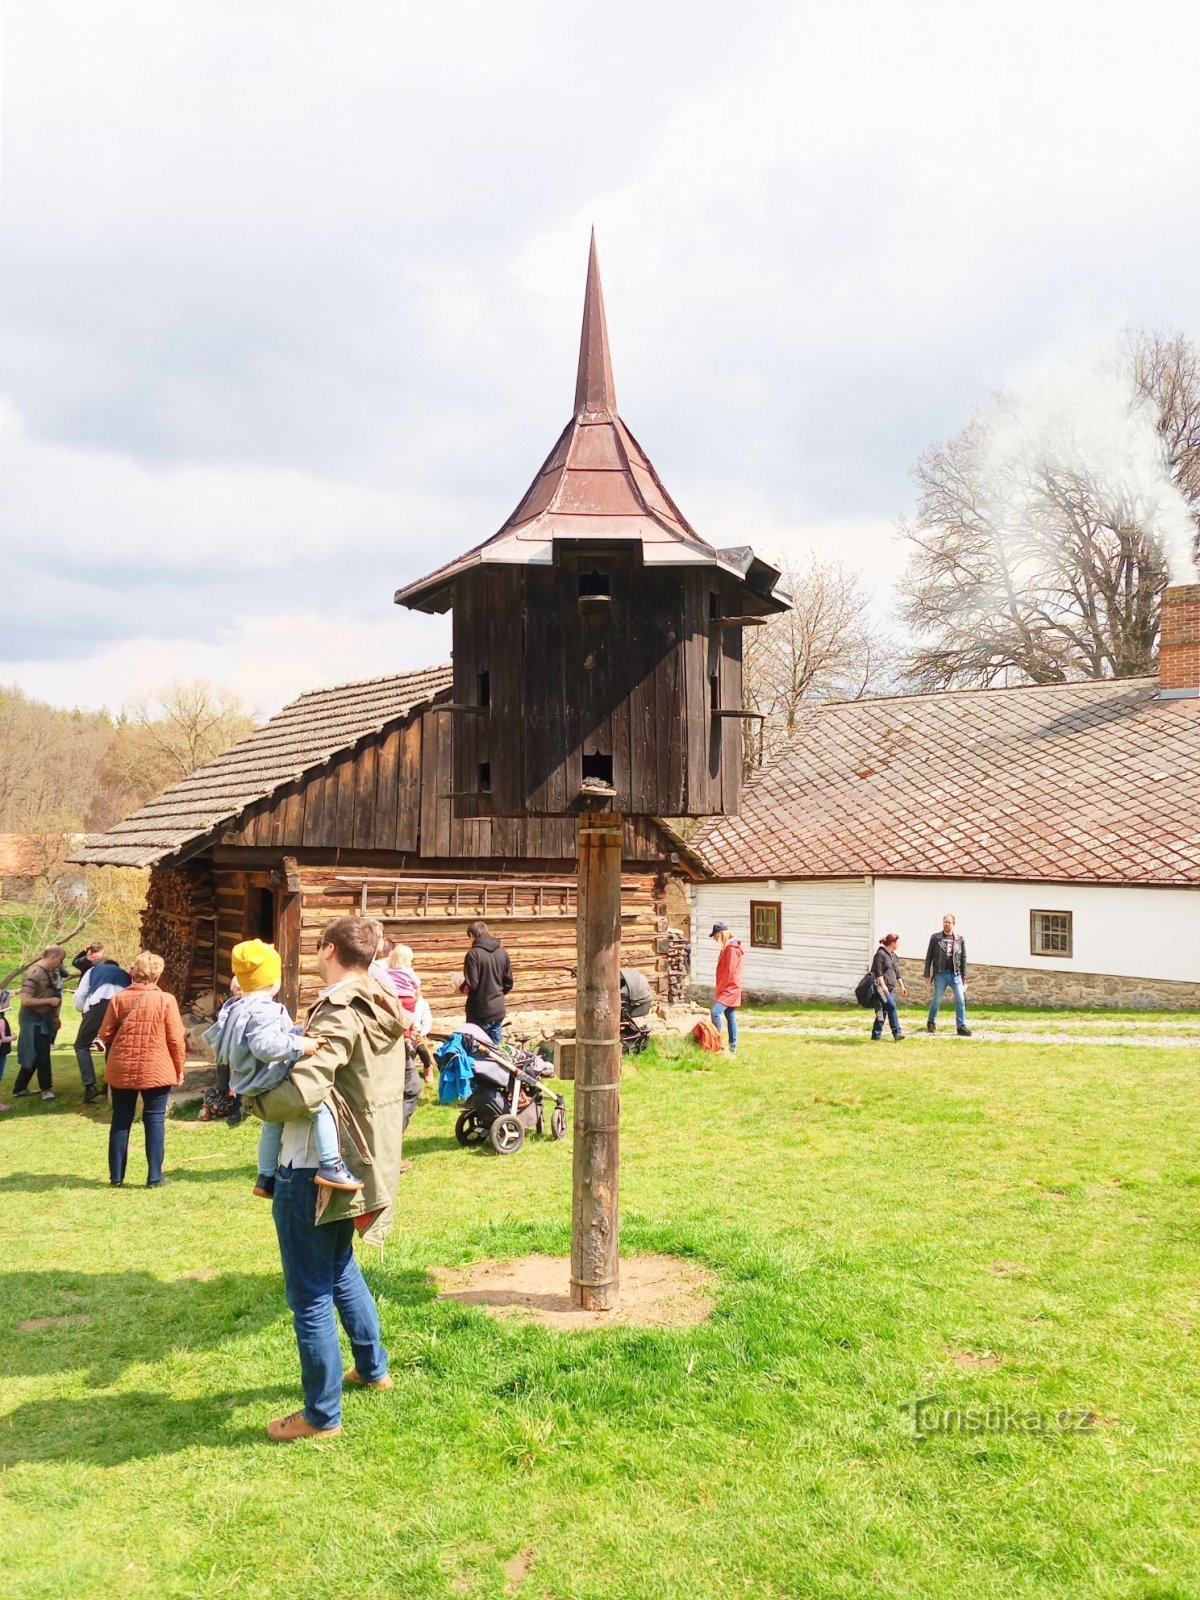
[571,809,622,1311]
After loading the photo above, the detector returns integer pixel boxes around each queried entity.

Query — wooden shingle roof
[72,664,453,869]
[692,676,1200,887]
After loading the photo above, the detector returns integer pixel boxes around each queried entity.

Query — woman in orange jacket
[98,951,186,1187]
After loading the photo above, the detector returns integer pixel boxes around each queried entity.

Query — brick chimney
[1159,583,1200,698]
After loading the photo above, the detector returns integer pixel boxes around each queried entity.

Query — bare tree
[127,680,256,784]
[901,331,1200,689]
[0,867,148,990]
[1131,328,1200,533]
[741,555,897,774]
[90,681,256,823]
[0,876,89,989]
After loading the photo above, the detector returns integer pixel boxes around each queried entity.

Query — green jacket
[254,974,408,1244]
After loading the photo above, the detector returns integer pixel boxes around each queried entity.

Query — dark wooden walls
[222,694,672,864]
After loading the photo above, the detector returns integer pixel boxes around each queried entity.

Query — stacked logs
[140,863,216,1004]
[666,927,691,1003]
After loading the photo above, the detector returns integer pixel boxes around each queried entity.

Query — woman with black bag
[869,934,908,1042]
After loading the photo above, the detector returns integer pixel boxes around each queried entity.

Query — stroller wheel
[489,1113,525,1155]
[550,1104,567,1141]
[454,1109,489,1147]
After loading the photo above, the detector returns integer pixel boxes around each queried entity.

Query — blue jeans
[872,992,902,1039]
[711,1001,738,1052]
[272,1164,388,1430]
[109,1085,170,1184]
[477,1018,503,1045]
[258,1104,339,1175]
[928,972,967,1030]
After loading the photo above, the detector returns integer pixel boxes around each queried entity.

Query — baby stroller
[451,1026,568,1155]
[619,968,652,1056]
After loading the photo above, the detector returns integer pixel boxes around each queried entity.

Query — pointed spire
[574,228,618,417]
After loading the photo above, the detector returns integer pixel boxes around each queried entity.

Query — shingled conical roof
[396,233,787,614]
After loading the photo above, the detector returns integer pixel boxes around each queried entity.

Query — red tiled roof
[0,835,54,877]
[692,677,1200,886]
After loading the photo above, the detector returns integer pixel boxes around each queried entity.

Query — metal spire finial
[574,229,617,416]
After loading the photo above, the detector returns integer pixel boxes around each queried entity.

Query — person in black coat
[460,921,514,1045]
[869,934,908,1041]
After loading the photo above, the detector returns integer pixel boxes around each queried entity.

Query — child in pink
[386,945,422,1016]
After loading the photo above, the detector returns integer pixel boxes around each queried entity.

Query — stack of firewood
[140,865,214,1002]
[666,927,691,1003]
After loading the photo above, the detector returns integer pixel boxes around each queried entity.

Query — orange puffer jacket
[99,983,187,1090]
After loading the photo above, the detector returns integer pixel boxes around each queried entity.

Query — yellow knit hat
[231,939,282,993]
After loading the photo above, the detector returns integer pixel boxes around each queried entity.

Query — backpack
[692,1019,724,1051]
[854,970,879,1009]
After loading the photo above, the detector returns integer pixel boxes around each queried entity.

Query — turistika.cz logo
[902,1395,1099,1438]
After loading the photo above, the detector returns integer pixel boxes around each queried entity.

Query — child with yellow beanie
[203,939,363,1198]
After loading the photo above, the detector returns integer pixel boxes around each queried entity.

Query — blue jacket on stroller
[436,1034,476,1104]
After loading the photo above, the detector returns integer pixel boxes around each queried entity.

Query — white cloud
[2,0,1199,712]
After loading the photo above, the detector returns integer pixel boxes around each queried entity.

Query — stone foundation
[896,957,1200,1010]
[695,962,1200,1011]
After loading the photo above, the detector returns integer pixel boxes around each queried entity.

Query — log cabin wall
[292,863,667,1014]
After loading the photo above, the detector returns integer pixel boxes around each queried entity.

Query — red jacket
[99,983,187,1090]
[714,939,744,1007]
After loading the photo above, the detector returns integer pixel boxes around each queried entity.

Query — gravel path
[739,1021,1200,1049]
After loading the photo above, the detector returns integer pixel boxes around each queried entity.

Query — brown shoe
[398,1159,413,1174]
[344,1368,393,1391]
[266,1410,342,1442]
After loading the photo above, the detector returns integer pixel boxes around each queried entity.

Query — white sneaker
[41,1090,55,1101]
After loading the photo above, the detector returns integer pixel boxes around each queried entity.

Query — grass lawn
[1,1019,1198,1599]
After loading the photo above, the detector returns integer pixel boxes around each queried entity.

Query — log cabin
[70,664,693,1018]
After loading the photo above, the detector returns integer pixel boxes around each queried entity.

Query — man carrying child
[252,917,409,1442]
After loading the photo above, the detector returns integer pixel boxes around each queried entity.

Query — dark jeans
[402,1056,422,1131]
[872,992,902,1039]
[13,1016,53,1093]
[109,1085,170,1184]
[273,1164,388,1430]
[0,1042,10,1088]
[74,1000,109,1087]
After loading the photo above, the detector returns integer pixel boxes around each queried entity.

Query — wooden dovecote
[395,233,789,819]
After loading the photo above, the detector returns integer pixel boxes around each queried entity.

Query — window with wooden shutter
[750,900,781,949]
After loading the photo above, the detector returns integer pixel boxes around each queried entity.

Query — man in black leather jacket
[923,915,971,1036]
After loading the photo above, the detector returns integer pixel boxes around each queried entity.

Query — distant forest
[0,681,255,837]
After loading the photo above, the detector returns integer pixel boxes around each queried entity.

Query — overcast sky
[4,0,1199,718]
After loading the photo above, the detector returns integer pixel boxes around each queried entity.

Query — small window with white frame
[1030,910,1072,958]
[750,900,781,949]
